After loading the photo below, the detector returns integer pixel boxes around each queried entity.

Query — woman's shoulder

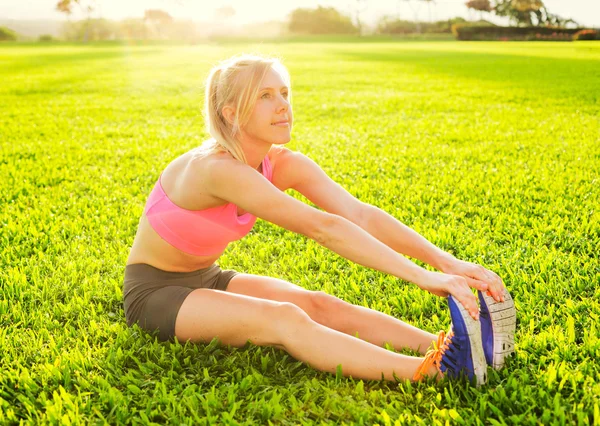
[268,145,295,167]
[158,146,230,209]
[190,143,292,169]
[173,144,296,202]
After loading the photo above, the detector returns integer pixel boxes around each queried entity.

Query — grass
[0,39,599,424]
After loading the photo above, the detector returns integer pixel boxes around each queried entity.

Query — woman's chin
[271,135,292,145]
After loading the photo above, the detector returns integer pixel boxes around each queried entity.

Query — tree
[117,19,148,40]
[422,0,436,23]
[491,0,578,27]
[56,0,96,41]
[143,9,173,39]
[0,26,18,41]
[353,0,368,35]
[214,6,236,21]
[466,0,492,11]
[56,0,95,16]
[395,0,437,31]
[511,0,543,12]
[144,9,173,25]
[288,6,358,35]
[61,18,115,41]
[466,0,492,20]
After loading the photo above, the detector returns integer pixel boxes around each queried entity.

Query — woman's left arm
[360,205,506,302]
[276,149,506,303]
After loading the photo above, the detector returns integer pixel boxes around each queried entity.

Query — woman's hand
[439,257,506,303]
[415,270,480,320]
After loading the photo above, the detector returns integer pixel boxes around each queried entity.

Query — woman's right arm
[314,214,479,319]
[205,157,479,318]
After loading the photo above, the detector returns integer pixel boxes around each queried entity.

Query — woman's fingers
[487,270,506,302]
[486,275,505,302]
[473,267,505,302]
[449,277,479,320]
[465,276,488,292]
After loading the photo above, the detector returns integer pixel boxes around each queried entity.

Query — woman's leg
[175,289,438,382]
[225,274,438,355]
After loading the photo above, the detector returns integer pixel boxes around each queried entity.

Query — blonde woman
[124,54,516,385]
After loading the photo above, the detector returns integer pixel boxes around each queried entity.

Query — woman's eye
[282,92,289,98]
[261,93,270,99]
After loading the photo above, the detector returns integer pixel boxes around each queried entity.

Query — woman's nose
[277,97,289,112]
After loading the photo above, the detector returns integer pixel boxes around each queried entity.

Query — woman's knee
[272,301,313,323]
[269,302,317,343]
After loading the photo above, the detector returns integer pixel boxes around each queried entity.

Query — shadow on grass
[333,47,600,108]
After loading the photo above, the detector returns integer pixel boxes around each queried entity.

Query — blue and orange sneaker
[478,287,516,369]
[413,295,487,386]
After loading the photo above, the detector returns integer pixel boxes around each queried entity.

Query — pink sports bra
[144,154,273,256]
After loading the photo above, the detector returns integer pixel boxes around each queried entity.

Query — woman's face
[240,67,293,146]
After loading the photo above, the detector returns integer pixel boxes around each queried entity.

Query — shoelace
[412,329,454,382]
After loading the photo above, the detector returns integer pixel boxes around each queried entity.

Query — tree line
[0,0,585,42]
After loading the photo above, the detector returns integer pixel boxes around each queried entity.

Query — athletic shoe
[413,295,487,387]
[478,287,516,369]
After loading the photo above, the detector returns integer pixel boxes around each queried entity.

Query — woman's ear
[221,105,235,125]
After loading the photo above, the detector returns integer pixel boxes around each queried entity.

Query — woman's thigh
[224,273,341,324]
[174,288,312,347]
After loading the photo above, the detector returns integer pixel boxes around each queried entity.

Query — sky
[0,0,598,28]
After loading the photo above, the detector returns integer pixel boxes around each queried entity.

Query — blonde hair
[196,53,291,165]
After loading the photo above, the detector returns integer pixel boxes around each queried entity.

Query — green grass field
[1,40,599,424]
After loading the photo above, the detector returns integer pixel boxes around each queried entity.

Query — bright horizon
[1,0,598,28]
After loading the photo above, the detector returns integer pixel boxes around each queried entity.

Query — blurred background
[0,0,598,42]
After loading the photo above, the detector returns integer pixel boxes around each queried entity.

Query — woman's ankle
[412,360,443,383]
[427,364,443,382]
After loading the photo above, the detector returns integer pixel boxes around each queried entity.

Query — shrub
[574,29,600,41]
[39,34,55,42]
[378,16,473,34]
[0,26,17,41]
[377,18,420,34]
[452,24,582,41]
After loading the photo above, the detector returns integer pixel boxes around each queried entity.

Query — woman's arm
[313,213,431,285]
[359,205,506,302]
[276,149,454,271]
[359,205,456,271]
[206,155,482,317]
[275,149,497,291]
[314,214,482,318]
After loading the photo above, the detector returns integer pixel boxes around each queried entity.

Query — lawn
[0,39,599,424]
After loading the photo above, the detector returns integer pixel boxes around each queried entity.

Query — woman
[124,54,516,386]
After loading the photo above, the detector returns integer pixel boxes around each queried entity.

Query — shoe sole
[480,287,516,369]
[449,295,487,387]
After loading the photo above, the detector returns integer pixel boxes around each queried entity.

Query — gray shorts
[123,263,239,342]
